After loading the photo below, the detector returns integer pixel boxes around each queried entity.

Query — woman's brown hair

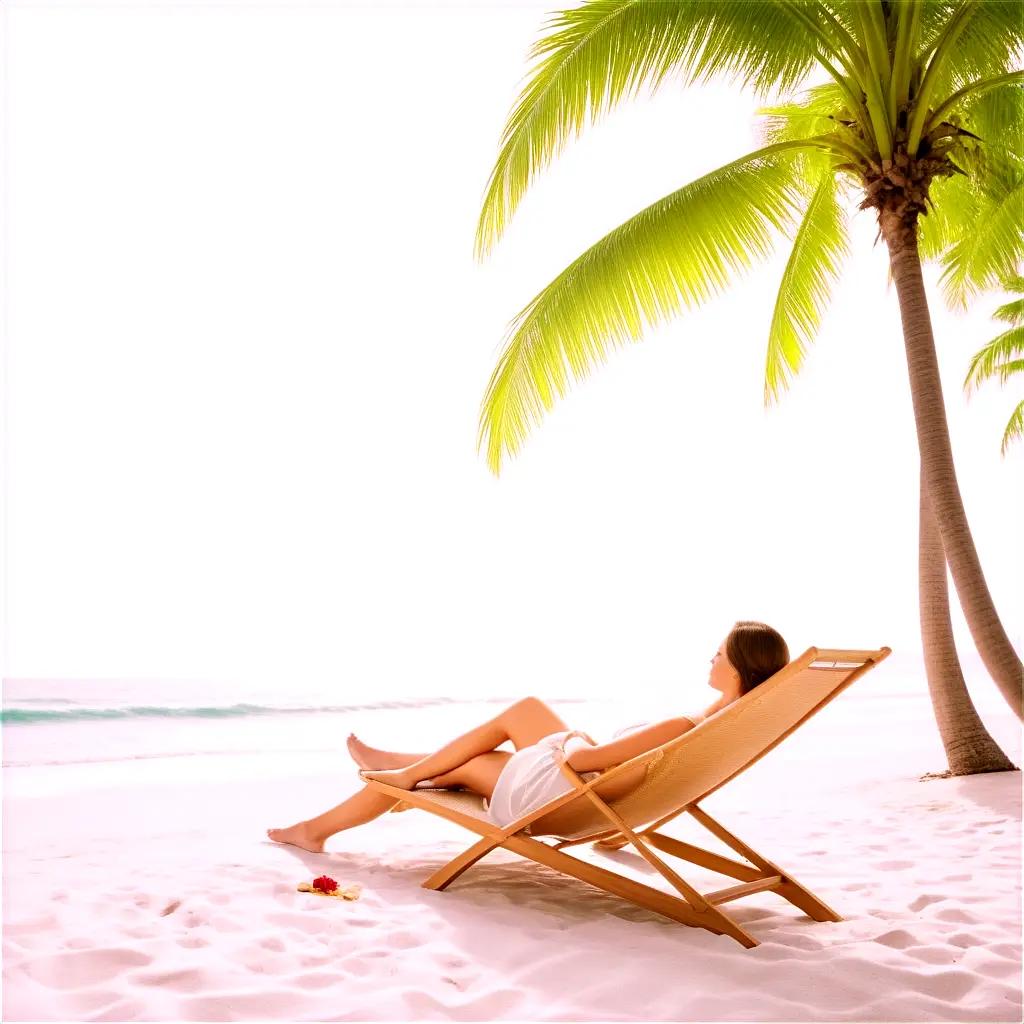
[725,621,790,695]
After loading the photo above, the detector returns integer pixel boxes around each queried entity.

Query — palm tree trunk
[882,216,1023,720]
[918,466,1017,776]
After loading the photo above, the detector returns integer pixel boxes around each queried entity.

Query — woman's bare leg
[267,752,512,851]
[346,734,427,770]
[267,785,402,853]
[360,697,570,791]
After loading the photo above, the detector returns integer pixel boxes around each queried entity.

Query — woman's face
[708,638,741,695]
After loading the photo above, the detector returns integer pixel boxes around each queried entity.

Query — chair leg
[774,880,843,922]
[422,835,503,891]
[688,804,842,923]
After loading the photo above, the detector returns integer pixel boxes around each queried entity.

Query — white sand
[2,693,1021,1022]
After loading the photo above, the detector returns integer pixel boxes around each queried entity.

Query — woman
[267,621,789,853]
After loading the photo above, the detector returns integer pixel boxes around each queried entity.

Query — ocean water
[0,678,598,796]
[3,661,1018,799]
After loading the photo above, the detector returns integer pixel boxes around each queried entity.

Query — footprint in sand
[131,966,210,993]
[911,969,978,1001]
[387,930,422,950]
[874,929,917,949]
[19,947,152,988]
[909,894,946,912]
[976,959,1023,980]
[299,954,333,968]
[935,907,980,924]
[4,913,59,935]
[907,946,957,964]
[339,956,374,976]
[989,942,1023,959]
[293,970,339,989]
[182,908,210,930]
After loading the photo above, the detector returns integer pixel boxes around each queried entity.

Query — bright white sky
[3,0,1021,704]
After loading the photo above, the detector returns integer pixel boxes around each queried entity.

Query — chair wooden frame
[360,646,890,948]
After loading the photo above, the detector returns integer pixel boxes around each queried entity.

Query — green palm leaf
[938,181,1024,308]
[964,279,1023,454]
[918,0,1024,99]
[764,173,850,403]
[903,82,1023,265]
[964,325,1024,391]
[995,358,1024,380]
[952,83,1024,193]
[479,142,812,473]
[918,174,978,260]
[992,296,1024,323]
[1000,400,1024,454]
[755,80,858,184]
[475,0,840,259]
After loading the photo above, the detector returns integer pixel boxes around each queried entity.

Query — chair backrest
[559,646,890,840]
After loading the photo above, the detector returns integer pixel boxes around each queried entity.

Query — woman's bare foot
[346,733,409,771]
[359,766,419,790]
[266,822,325,854]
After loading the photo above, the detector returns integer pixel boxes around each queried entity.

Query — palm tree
[473,1,1023,770]
[964,276,1024,455]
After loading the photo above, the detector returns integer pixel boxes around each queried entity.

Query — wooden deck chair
[360,646,890,948]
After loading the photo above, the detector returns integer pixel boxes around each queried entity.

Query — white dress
[482,730,601,828]
[482,714,707,829]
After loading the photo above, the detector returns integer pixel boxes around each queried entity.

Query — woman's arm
[565,717,697,773]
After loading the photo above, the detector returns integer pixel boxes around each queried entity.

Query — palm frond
[995,357,1024,381]
[764,173,850,402]
[755,80,855,184]
[964,324,1024,391]
[478,142,811,474]
[918,173,979,260]
[475,0,839,259]
[756,81,851,146]
[992,296,1024,323]
[1000,399,1024,454]
[927,71,1024,136]
[919,81,1023,284]
[938,181,1024,308]
[921,0,1024,99]
[953,82,1024,187]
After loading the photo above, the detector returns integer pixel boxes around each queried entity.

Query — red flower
[312,875,338,894]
